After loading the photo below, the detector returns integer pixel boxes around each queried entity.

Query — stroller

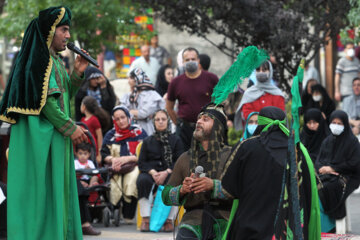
[75,122,119,227]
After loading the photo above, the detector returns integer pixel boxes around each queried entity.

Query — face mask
[312,95,322,102]
[185,61,198,73]
[247,124,257,135]
[329,123,344,136]
[347,48,355,58]
[256,72,269,83]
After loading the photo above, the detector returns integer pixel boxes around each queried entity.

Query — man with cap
[221,106,320,240]
[162,103,232,240]
[0,6,92,239]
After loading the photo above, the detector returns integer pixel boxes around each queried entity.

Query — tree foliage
[135,0,350,92]
[340,0,360,44]
[0,0,151,54]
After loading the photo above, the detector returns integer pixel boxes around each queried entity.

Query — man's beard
[193,127,211,141]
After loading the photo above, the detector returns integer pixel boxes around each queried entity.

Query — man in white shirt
[129,45,161,85]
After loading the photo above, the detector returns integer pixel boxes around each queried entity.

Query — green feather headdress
[211,46,269,105]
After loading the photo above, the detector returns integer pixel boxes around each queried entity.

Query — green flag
[290,59,305,144]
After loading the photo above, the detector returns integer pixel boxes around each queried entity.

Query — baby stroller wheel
[103,207,111,227]
[113,209,120,226]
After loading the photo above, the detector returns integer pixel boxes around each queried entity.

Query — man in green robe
[0,6,90,240]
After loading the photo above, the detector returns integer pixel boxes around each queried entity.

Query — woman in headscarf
[303,84,335,121]
[300,108,330,162]
[155,64,174,98]
[121,68,165,135]
[75,66,117,121]
[234,61,285,130]
[136,109,184,232]
[301,78,318,113]
[240,111,258,141]
[101,105,148,223]
[315,110,360,232]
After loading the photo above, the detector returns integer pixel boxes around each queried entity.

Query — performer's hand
[191,177,214,194]
[71,125,88,145]
[73,49,89,76]
[319,166,339,175]
[180,176,193,196]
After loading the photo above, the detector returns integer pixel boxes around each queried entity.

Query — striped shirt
[335,57,360,96]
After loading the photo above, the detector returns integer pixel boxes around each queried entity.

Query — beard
[193,126,211,141]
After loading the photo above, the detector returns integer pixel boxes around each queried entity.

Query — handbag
[149,185,172,232]
[113,161,137,175]
[316,173,348,219]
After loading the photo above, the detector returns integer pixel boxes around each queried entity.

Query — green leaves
[0,0,151,54]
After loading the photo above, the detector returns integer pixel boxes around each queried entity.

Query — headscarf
[0,6,72,123]
[111,105,142,142]
[152,109,172,168]
[129,68,155,106]
[241,111,259,141]
[300,108,330,162]
[255,106,288,165]
[189,103,228,178]
[316,110,360,173]
[236,61,285,114]
[155,65,171,97]
[307,84,335,120]
[84,66,104,104]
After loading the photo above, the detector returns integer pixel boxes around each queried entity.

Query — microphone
[194,166,204,178]
[66,42,99,67]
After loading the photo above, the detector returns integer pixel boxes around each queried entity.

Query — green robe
[7,52,84,240]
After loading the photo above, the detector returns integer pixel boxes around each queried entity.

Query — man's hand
[70,125,88,145]
[190,177,214,194]
[180,176,193,196]
[73,49,89,76]
[129,109,138,118]
[319,166,339,175]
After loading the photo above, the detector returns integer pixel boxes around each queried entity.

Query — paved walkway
[85,192,360,240]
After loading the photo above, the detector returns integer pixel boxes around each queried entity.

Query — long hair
[82,96,111,132]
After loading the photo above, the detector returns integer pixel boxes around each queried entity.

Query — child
[74,142,99,188]
[81,96,109,165]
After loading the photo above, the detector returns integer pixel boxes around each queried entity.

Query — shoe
[123,218,134,225]
[140,217,149,232]
[82,225,101,235]
[163,219,174,232]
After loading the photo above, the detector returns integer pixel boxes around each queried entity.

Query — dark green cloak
[0,6,71,123]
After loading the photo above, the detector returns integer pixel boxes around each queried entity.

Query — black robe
[315,110,360,219]
[136,134,184,199]
[300,108,330,162]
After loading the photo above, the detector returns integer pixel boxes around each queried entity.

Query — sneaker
[123,218,134,225]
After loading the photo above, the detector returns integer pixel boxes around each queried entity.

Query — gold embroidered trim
[0,115,16,124]
[58,119,73,133]
[5,7,66,123]
[63,123,76,137]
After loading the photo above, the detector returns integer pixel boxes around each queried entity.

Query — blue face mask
[247,124,258,136]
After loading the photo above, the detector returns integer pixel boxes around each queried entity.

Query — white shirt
[129,56,161,85]
[74,159,96,181]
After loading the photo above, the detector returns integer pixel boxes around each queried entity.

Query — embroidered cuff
[211,179,228,199]
[168,185,182,205]
[48,88,61,96]
[58,119,76,137]
[71,71,84,87]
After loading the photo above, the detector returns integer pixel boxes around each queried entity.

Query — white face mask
[329,123,344,136]
[347,48,355,58]
[312,95,322,102]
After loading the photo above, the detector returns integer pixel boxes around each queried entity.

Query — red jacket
[242,93,285,120]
